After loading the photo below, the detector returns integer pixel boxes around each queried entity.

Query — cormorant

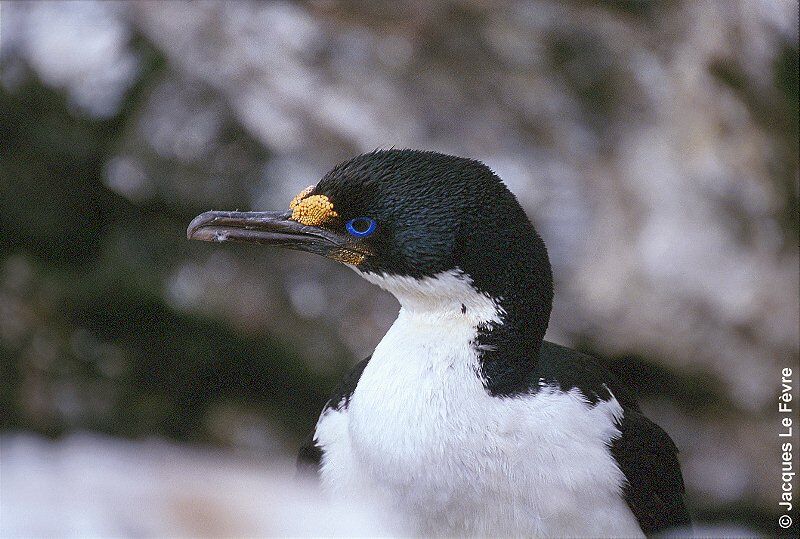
[187,149,690,537]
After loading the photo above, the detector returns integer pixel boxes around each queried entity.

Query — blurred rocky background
[1,0,797,536]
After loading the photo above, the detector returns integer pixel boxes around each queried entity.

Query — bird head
[193,150,545,287]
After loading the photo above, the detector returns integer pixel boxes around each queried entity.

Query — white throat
[352,268,503,327]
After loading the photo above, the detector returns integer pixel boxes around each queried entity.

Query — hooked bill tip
[187,211,218,240]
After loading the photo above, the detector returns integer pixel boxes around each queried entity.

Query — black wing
[537,341,690,533]
[296,355,371,477]
[536,341,641,409]
[611,408,691,534]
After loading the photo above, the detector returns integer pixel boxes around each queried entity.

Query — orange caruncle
[289,185,315,210]
[290,194,339,226]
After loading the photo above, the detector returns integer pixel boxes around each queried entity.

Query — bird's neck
[359,265,553,397]
[455,215,555,396]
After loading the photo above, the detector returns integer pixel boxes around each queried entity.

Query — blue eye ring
[345,217,377,238]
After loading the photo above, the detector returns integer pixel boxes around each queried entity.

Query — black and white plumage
[188,149,690,537]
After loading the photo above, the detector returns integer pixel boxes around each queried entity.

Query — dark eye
[345,217,377,238]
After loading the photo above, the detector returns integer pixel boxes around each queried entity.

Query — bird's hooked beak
[186,210,364,263]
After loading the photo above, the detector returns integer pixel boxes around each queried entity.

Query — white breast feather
[314,270,644,538]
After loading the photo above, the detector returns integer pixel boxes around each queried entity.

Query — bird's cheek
[328,248,367,266]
